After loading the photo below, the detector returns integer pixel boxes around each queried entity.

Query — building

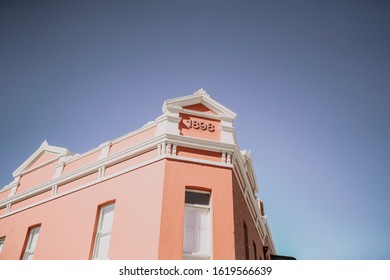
[0,89,276,260]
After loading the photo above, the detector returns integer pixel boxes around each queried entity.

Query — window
[92,203,115,259]
[253,241,257,260]
[0,237,5,255]
[22,226,40,260]
[183,190,211,260]
[244,221,249,260]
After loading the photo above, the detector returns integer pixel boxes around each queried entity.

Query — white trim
[92,203,115,260]
[180,108,221,120]
[22,225,40,260]
[12,140,72,177]
[0,236,5,255]
[163,89,237,120]
[183,189,212,259]
[0,157,162,219]
[98,141,111,160]
[0,134,236,213]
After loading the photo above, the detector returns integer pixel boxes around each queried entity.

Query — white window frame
[22,226,40,260]
[183,189,212,260]
[92,203,115,260]
[0,237,5,255]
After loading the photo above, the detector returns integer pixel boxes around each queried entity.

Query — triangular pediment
[12,140,72,177]
[162,89,236,120]
[183,103,218,115]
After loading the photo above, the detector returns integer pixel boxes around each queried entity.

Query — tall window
[22,225,41,260]
[0,237,5,255]
[253,241,257,260]
[92,203,115,260]
[244,221,249,260]
[183,190,211,260]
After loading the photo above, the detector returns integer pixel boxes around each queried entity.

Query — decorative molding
[6,203,11,214]
[98,166,105,179]
[51,185,58,197]
[12,140,72,178]
[98,141,111,160]
[54,157,66,179]
[166,142,172,155]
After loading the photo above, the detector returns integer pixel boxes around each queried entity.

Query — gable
[162,89,236,120]
[12,140,72,177]
[27,151,59,170]
[155,89,237,144]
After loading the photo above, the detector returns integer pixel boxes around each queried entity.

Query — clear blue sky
[1,1,389,260]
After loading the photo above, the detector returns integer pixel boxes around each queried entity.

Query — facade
[0,89,276,260]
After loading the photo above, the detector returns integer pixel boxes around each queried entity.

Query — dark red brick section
[232,175,266,260]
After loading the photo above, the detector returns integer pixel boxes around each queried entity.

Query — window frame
[182,189,212,260]
[92,202,115,260]
[0,236,5,255]
[21,225,41,260]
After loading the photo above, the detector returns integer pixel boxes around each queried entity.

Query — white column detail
[166,143,172,155]
[161,142,167,155]
[98,141,111,160]
[6,203,11,214]
[220,116,236,145]
[54,157,66,179]
[51,185,58,197]
[172,144,177,156]
[98,166,106,179]
[227,153,232,164]
[222,151,226,163]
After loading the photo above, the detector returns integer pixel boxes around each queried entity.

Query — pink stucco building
[0,89,276,260]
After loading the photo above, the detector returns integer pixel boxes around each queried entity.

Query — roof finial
[193,88,209,96]
[41,140,49,147]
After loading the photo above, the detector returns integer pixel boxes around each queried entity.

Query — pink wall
[105,149,156,176]
[109,126,156,156]
[0,160,165,260]
[11,190,51,212]
[28,152,57,170]
[176,147,221,162]
[179,113,221,141]
[0,188,11,201]
[62,150,100,175]
[183,104,217,115]
[17,161,57,194]
[57,172,98,195]
[158,159,235,259]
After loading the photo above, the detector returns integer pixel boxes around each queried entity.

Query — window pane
[183,207,196,252]
[93,203,115,259]
[197,208,210,255]
[23,226,40,260]
[185,192,210,205]
[183,191,211,259]
[183,206,210,255]
[28,228,40,251]
[197,208,209,229]
[0,238,4,254]
[100,205,115,231]
[95,233,111,259]
[24,253,34,260]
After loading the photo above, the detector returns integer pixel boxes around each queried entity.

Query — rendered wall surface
[0,160,165,260]
[0,90,276,260]
[158,159,235,260]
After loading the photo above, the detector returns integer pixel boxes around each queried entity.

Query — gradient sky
[1,1,389,260]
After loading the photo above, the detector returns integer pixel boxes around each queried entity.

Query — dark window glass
[244,221,249,260]
[185,191,210,205]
